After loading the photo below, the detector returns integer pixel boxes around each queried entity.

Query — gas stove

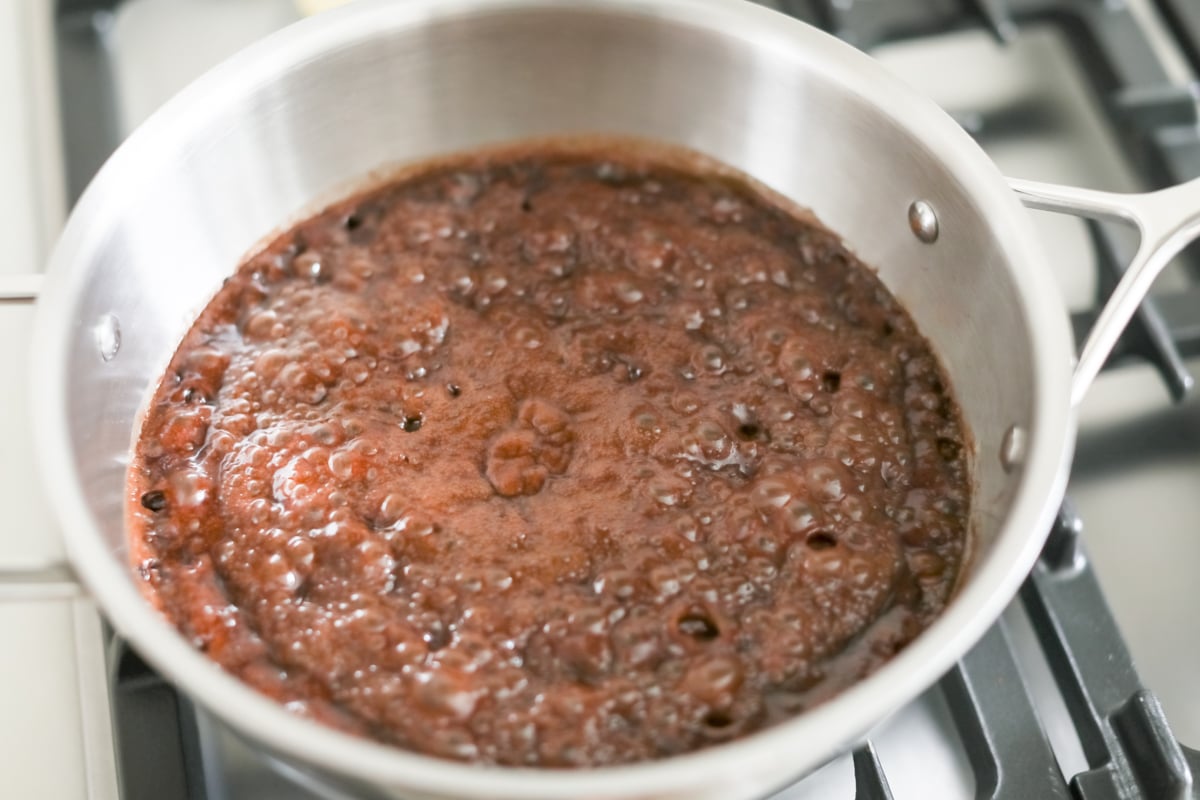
[3,1,1200,798]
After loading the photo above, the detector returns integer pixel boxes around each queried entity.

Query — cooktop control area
[2,0,1199,798]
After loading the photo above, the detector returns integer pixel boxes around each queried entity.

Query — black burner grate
[851,503,1200,800]
[773,505,1200,800]
[849,503,1200,800]
[1021,505,1199,799]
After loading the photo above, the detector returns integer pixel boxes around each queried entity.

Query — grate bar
[55,8,124,205]
[107,639,209,800]
[1021,505,1196,800]
[809,0,1004,50]
[966,0,1018,43]
[1154,0,1200,76]
[852,743,895,800]
[941,622,1070,800]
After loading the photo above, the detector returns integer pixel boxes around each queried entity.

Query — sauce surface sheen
[129,145,970,766]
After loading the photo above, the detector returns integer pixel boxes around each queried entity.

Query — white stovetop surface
[0,2,117,800]
[2,1,1197,798]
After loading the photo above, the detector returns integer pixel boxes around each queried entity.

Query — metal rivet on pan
[1000,424,1026,472]
[95,313,121,362]
[908,200,939,243]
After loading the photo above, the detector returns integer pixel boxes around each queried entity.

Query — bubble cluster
[129,145,970,768]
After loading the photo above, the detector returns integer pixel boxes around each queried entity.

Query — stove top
[4,1,1200,798]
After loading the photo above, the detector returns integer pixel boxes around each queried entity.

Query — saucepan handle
[1008,176,1200,408]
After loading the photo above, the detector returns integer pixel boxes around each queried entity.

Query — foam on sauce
[129,142,970,766]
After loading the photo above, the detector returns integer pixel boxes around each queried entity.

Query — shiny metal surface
[1010,176,1200,407]
[31,1,1077,797]
[999,423,1027,473]
[907,199,940,244]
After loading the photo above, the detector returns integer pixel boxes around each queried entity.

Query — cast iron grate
[844,503,1200,800]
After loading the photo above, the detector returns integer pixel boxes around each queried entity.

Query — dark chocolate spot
[703,710,733,729]
[806,531,837,551]
[678,612,720,641]
[426,626,449,651]
[937,437,962,462]
[140,490,167,512]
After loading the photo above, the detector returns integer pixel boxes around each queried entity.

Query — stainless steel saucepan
[29,1,1200,798]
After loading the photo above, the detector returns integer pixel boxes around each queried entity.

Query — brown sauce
[128,143,970,767]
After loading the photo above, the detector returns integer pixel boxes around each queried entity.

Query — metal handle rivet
[95,313,121,362]
[908,200,939,243]
[1000,424,1026,472]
